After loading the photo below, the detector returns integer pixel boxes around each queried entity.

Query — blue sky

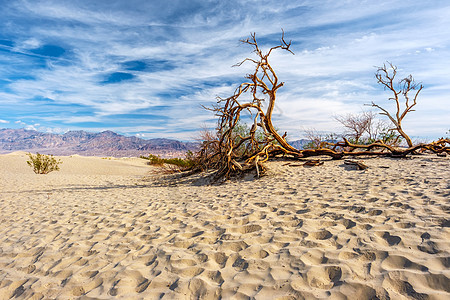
[1,0,449,141]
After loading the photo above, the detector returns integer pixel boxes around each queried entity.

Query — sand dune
[0,152,449,299]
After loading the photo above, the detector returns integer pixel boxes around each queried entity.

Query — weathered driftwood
[193,32,450,180]
[195,31,301,179]
[344,160,368,170]
[369,62,423,148]
[303,160,324,167]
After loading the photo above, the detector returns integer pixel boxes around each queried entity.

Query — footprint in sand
[83,270,99,278]
[306,266,342,289]
[367,209,383,216]
[407,272,450,293]
[229,224,262,234]
[381,255,428,272]
[144,254,158,267]
[296,208,310,214]
[170,266,204,277]
[170,258,197,268]
[340,283,389,300]
[195,253,209,263]
[10,284,26,298]
[355,248,387,262]
[376,231,402,246]
[239,245,269,260]
[358,223,373,230]
[438,218,449,228]
[300,249,327,265]
[26,264,36,274]
[338,251,359,260]
[341,218,356,229]
[311,230,332,240]
[246,259,271,272]
[218,240,249,252]
[135,278,150,293]
[383,275,428,299]
[212,252,228,268]
[181,230,205,238]
[85,277,104,293]
[203,270,224,284]
[395,221,415,229]
[426,256,450,271]
[188,278,208,299]
[232,256,249,272]
[72,286,85,296]
[108,287,118,296]
[418,240,440,254]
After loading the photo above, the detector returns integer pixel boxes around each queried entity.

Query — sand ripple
[0,153,449,299]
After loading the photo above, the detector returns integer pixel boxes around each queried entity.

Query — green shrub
[141,154,165,165]
[220,121,272,156]
[365,127,403,146]
[140,154,195,169]
[26,153,62,174]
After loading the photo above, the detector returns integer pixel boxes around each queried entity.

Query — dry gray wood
[344,159,368,170]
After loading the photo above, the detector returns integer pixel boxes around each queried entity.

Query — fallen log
[344,160,368,170]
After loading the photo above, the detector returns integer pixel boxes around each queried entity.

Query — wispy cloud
[0,0,449,140]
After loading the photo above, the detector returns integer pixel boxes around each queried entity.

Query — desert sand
[0,151,449,299]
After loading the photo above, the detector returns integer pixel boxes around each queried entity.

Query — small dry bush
[334,111,403,147]
[27,152,62,174]
[303,128,340,149]
[140,154,195,170]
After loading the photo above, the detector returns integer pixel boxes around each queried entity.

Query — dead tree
[192,34,449,180]
[334,111,403,147]
[369,62,423,147]
[195,31,302,179]
[334,111,374,144]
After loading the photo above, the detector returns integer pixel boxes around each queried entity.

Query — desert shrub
[334,111,374,144]
[26,152,62,174]
[335,111,403,147]
[140,154,195,169]
[367,125,403,146]
[141,154,165,165]
[164,157,194,169]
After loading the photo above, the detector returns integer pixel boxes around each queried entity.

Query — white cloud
[0,119,9,124]
[16,37,41,50]
[24,124,37,131]
[1,0,449,140]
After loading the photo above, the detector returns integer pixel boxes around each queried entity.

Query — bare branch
[189,37,446,182]
[369,62,422,147]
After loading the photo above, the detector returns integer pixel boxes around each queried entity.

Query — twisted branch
[192,35,448,181]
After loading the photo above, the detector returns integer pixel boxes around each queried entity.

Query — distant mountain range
[0,128,199,157]
[0,128,314,157]
[288,139,312,150]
